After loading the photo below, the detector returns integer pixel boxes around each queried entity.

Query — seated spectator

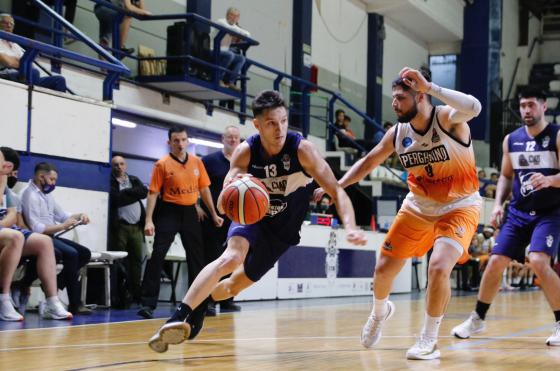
[475,225,495,271]
[482,172,498,198]
[20,162,92,315]
[373,121,394,145]
[0,13,67,92]
[215,7,251,89]
[0,147,72,319]
[94,0,151,55]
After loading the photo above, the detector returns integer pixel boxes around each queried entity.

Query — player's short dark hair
[252,90,287,117]
[34,162,57,175]
[518,88,546,102]
[0,147,20,171]
[168,126,187,139]
[335,109,345,117]
[392,66,432,92]
[343,115,351,122]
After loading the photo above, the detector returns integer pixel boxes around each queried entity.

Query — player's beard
[523,114,541,127]
[396,102,418,123]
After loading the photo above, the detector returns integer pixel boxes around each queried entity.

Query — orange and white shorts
[381,205,480,264]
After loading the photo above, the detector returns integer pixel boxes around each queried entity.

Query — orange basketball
[221,176,270,225]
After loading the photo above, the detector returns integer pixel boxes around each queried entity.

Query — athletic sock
[422,312,443,339]
[168,303,192,323]
[373,297,388,318]
[0,293,10,302]
[554,310,560,323]
[475,300,491,320]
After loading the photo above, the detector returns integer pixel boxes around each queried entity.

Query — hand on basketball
[490,204,504,229]
[399,67,431,93]
[346,228,367,246]
[144,221,155,236]
[529,173,552,191]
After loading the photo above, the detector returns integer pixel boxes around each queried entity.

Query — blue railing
[0,0,130,100]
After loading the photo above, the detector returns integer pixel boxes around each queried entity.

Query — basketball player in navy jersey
[147,90,367,352]
[452,89,560,346]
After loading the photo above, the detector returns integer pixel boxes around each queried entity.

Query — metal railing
[0,0,129,100]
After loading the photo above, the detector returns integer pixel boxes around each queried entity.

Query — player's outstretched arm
[337,126,396,189]
[400,67,481,124]
[298,140,366,246]
[217,142,251,214]
[491,135,514,228]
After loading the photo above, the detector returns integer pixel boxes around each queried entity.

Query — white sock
[0,293,11,302]
[422,313,443,339]
[373,297,388,318]
[46,296,60,306]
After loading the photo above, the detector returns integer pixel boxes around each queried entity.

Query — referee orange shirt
[149,154,211,206]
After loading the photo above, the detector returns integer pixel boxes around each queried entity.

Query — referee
[138,126,223,319]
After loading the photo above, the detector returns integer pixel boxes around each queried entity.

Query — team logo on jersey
[402,137,413,148]
[542,136,550,149]
[399,145,450,168]
[267,198,288,216]
[421,142,429,147]
[282,154,291,171]
[382,240,393,251]
[425,164,434,177]
[519,172,537,197]
[193,169,200,177]
[455,226,465,238]
[546,235,554,248]
[431,128,440,143]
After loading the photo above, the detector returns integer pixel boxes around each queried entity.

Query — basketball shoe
[406,334,440,360]
[546,321,560,346]
[0,298,23,321]
[360,300,395,348]
[42,299,73,320]
[149,321,191,353]
[451,311,485,339]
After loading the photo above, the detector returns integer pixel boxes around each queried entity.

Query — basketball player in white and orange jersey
[316,66,482,360]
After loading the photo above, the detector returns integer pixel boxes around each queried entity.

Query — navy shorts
[493,208,560,262]
[0,226,33,241]
[227,222,292,282]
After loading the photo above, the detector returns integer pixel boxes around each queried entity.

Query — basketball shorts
[382,206,480,264]
[227,222,292,282]
[0,226,33,240]
[492,208,560,262]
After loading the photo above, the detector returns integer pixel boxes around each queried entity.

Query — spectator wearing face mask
[20,162,92,315]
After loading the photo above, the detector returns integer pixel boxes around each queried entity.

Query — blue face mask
[42,183,56,194]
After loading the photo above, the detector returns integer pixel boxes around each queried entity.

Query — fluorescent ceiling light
[112,118,137,128]
[189,137,224,149]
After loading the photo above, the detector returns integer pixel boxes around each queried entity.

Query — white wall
[211,0,293,75]
[311,0,368,86]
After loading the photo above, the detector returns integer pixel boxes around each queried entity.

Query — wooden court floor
[1,291,559,370]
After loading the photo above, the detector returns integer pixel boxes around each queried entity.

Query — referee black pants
[140,201,205,309]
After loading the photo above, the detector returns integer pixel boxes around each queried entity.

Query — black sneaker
[138,306,154,319]
[207,301,216,317]
[187,305,207,340]
[220,301,241,313]
[120,46,135,55]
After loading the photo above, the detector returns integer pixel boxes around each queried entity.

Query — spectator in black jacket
[110,155,147,304]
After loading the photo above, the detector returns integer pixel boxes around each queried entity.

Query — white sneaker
[546,321,560,346]
[360,300,395,348]
[406,335,440,360]
[42,300,73,320]
[148,321,191,353]
[0,299,23,321]
[451,311,486,339]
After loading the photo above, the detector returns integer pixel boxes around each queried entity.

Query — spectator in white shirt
[20,162,92,315]
[0,13,67,92]
[214,7,251,88]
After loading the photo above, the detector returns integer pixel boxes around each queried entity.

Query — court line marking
[444,324,552,350]
[0,318,165,333]
[0,334,552,353]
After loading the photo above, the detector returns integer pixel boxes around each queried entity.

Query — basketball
[221,176,270,225]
